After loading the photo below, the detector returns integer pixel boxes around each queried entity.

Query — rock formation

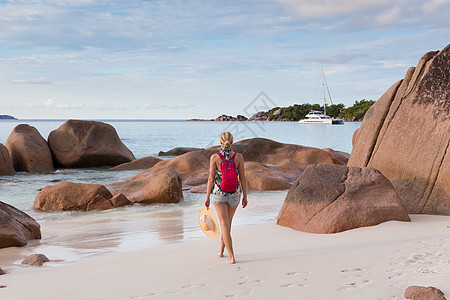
[248,111,270,121]
[276,164,410,234]
[5,124,53,173]
[131,138,348,192]
[108,156,162,171]
[48,119,135,168]
[0,201,41,249]
[21,254,50,267]
[33,182,132,211]
[404,285,446,300]
[0,144,15,175]
[106,170,183,204]
[214,114,248,121]
[158,147,202,156]
[348,44,450,215]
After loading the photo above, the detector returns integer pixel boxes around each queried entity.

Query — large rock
[245,162,292,190]
[48,120,135,168]
[106,170,183,204]
[0,144,15,175]
[404,286,446,300]
[276,164,411,234]
[348,45,450,215]
[108,156,162,171]
[5,124,53,173]
[131,138,348,192]
[0,201,41,249]
[33,182,132,211]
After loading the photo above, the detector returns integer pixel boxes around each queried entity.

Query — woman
[204,131,248,264]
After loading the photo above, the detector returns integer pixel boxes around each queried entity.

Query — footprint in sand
[238,279,262,285]
[280,283,307,288]
[286,271,311,276]
[0,285,6,289]
[131,293,156,299]
[417,268,439,274]
[181,283,208,289]
[337,280,372,291]
[387,270,405,280]
[340,268,364,273]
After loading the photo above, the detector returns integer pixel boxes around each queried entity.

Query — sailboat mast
[321,64,326,116]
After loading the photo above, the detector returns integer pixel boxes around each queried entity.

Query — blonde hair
[220,131,234,148]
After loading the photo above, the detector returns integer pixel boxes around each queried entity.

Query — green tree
[326,103,345,118]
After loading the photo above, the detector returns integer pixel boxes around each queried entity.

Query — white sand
[0,215,449,300]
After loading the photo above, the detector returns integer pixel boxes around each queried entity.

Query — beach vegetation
[266,100,375,121]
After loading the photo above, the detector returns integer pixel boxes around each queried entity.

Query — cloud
[27,77,52,84]
[306,53,367,64]
[27,97,56,108]
[275,0,450,28]
[168,104,195,110]
[23,99,184,111]
[56,102,88,109]
[276,0,390,19]
[27,97,89,109]
[13,77,52,84]
[144,104,167,109]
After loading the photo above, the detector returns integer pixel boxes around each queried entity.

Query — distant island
[189,99,375,122]
[0,115,17,120]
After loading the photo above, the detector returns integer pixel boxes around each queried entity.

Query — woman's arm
[205,154,217,209]
[237,154,248,208]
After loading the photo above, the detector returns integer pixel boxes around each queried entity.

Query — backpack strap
[217,152,225,160]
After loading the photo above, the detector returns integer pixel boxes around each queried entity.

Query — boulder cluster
[1,119,136,174]
[126,138,350,194]
[277,44,449,233]
[1,45,448,254]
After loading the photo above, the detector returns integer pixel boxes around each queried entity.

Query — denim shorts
[211,194,241,207]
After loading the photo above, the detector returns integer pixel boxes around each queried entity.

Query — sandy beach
[1,214,448,300]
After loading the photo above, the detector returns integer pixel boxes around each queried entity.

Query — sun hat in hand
[198,206,220,239]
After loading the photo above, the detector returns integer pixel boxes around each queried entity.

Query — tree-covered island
[206,99,375,122]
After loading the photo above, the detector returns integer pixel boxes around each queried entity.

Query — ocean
[0,119,360,265]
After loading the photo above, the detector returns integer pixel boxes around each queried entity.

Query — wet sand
[1,215,449,300]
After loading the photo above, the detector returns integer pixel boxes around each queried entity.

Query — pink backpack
[217,152,238,193]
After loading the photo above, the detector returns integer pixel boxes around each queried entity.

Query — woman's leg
[218,204,238,258]
[214,203,237,264]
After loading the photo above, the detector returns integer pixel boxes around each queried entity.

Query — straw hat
[198,207,220,239]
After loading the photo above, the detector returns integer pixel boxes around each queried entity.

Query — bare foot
[217,252,224,257]
[228,257,235,264]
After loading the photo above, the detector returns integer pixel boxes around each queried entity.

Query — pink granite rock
[0,144,15,175]
[21,254,50,267]
[404,285,446,300]
[348,45,450,215]
[6,124,53,173]
[276,164,411,233]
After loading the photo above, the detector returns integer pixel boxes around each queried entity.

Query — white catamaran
[299,65,344,125]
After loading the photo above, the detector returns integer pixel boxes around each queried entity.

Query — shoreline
[1,214,449,300]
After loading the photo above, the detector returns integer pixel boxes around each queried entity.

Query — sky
[0,0,449,119]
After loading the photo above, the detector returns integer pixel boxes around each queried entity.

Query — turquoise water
[0,120,359,265]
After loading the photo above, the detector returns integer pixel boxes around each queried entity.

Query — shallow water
[0,120,359,266]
